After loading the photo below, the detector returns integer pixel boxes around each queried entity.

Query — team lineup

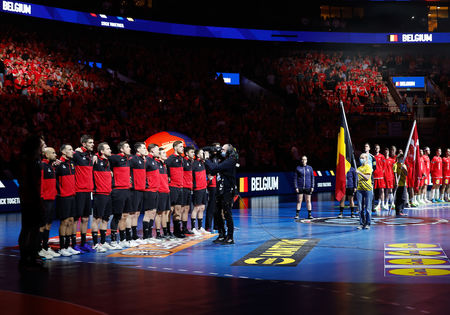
[38,135,238,260]
[294,143,449,228]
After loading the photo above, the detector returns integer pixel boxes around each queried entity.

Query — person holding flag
[393,154,408,216]
[356,153,373,229]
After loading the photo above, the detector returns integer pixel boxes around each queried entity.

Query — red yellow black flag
[335,106,354,201]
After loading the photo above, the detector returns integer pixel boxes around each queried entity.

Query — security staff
[205,144,238,245]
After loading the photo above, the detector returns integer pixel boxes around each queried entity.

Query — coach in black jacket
[205,144,238,245]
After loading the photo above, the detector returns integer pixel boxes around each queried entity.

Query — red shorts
[373,178,386,189]
[419,177,425,187]
[424,177,430,186]
[432,177,442,185]
[406,175,415,188]
[384,178,394,189]
[444,177,450,185]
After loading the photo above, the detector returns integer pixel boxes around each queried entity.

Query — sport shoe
[38,249,53,260]
[437,199,444,203]
[294,215,299,220]
[192,228,202,236]
[81,243,95,253]
[374,204,381,211]
[134,239,146,245]
[364,225,370,230]
[73,245,85,254]
[382,204,389,210]
[338,213,343,218]
[357,226,363,230]
[213,236,225,244]
[59,248,72,257]
[431,199,436,203]
[94,244,107,253]
[109,242,123,250]
[128,240,139,247]
[47,247,61,257]
[307,214,313,219]
[67,246,81,255]
[221,238,234,245]
[199,227,211,235]
[101,242,114,250]
[119,240,131,248]
[350,213,355,218]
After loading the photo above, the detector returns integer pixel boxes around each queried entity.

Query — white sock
[431,189,435,199]
[389,193,394,204]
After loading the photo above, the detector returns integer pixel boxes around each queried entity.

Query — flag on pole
[404,123,421,191]
[335,107,354,201]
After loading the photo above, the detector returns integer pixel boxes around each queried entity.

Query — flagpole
[389,120,416,215]
[339,100,357,169]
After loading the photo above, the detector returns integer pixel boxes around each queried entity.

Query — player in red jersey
[181,146,195,234]
[191,149,211,235]
[390,146,397,161]
[422,147,432,203]
[108,141,132,248]
[442,148,450,202]
[73,135,95,253]
[430,148,443,202]
[56,144,80,256]
[38,147,61,260]
[166,141,185,238]
[142,144,160,241]
[383,148,395,209]
[157,147,172,239]
[417,149,427,205]
[373,144,387,210]
[127,142,148,246]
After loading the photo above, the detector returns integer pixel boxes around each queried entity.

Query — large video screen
[216,73,240,85]
[392,77,425,88]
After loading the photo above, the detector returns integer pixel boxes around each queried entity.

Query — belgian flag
[335,106,354,201]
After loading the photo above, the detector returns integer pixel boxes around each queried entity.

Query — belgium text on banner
[335,105,354,201]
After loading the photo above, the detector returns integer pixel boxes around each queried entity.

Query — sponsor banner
[237,171,335,197]
[231,238,319,267]
[386,268,450,277]
[385,250,447,258]
[108,234,215,258]
[2,2,450,44]
[0,180,20,213]
[384,258,450,267]
[384,243,450,277]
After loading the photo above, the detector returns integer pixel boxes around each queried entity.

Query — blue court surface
[1,192,449,285]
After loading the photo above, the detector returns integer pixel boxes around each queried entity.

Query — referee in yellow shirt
[356,153,373,230]
[393,153,408,216]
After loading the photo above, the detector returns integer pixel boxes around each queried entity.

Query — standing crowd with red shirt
[360,144,450,217]
[37,135,228,260]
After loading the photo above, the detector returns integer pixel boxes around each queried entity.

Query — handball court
[0,192,448,314]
